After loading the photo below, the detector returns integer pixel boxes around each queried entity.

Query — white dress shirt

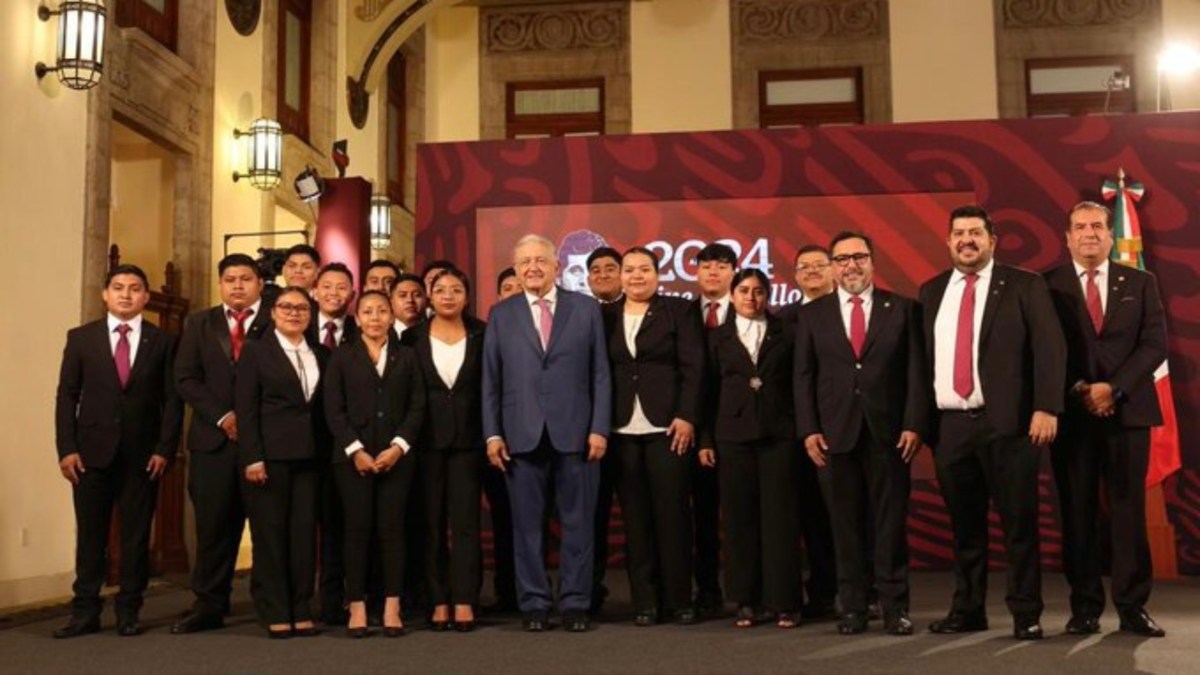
[526,286,558,337]
[1074,259,1109,314]
[393,319,412,342]
[431,335,467,389]
[734,314,767,364]
[343,340,411,457]
[223,299,262,332]
[275,330,319,402]
[615,311,668,435]
[107,313,144,366]
[318,313,347,345]
[933,259,993,410]
[836,286,874,339]
[700,295,731,326]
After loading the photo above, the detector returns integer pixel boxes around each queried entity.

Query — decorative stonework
[735,0,885,42]
[225,0,261,36]
[485,5,625,53]
[1002,0,1159,28]
[355,0,398,23]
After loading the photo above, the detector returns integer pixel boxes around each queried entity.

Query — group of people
[53,201,1168,644]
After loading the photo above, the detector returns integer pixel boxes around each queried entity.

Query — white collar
[107,313,143,333]
[223,298,262,317]
[1073,258,1110,279]
[274,330,311,352]
[525,285,558,306]
[951,258,995,284]
[703,294,730,308]
[319,313,346,328]
[735,313,766,329]
[837,285,874,306]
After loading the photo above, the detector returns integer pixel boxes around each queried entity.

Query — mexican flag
[1102,170,1181,487]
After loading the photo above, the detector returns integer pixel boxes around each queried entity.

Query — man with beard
[920,205,1065,640]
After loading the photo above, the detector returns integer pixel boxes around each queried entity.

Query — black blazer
[700,313,796,447]
[175,304,272,452]
[604,295,705,429]
[234,336,330,467]
[308,314,359,348]
[919,263,1066,441]
[324,335,426,462]
[55,319,183,467]
[794,290,930,453]
[410,316,486,450]
[1045,262,1166,428]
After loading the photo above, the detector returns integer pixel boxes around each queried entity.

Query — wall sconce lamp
[232,118,283,190]
[35,1,108,91]
[370,194,392,251]
[1157,43,1200,112]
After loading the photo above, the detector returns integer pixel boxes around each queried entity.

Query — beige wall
[1163,0,1200,110]
[425,7,480,143]
[110,127,176,291]
[631,0,732,133]
[0,0,90,608]
[890,0,998,122]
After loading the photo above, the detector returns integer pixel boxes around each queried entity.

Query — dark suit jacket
[482,288,611,454]
[234,336,330,467]
[175,304,271,452]
[308,314,358,348]
[324,336,425,462]
[919,263,1066,441]
[1045,262,1166,428]
[794,290,929,453]
[700,313,796,447]
[603,295,705,429]
[410,316,486,451]
[55,319,183,467]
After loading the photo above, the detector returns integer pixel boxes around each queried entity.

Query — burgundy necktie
[1085,269,1104,334]
[953,273,978,400]
[705,301,719,329]
[537,299,553,349]
[323,321,338,349]
[849,296,866,358]
[229,308,253,362]
[114,324,132,389]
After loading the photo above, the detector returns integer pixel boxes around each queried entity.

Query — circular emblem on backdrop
[226,0,262,37]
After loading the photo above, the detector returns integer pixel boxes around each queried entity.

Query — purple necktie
[323,321,338,349]
[114,324,132,389]
[537,298,553,349]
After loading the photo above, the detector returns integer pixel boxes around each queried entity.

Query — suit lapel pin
[749,376,763,391]
[884,301,891,308]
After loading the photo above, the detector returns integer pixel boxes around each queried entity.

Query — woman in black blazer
[410,268,486,631]
[235,286,330,638]
[603,247,705,626]
[324,290,425,637]
[697,268,801,628]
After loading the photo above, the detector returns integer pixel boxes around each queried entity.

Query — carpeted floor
[2,572,1198,674]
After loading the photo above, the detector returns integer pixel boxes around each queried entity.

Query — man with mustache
[920,205,1065,640]
[1044,201,1167,637]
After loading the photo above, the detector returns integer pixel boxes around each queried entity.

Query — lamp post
[232,119,283,190]
[35,1,107,91]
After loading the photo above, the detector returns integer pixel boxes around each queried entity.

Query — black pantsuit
[333,460,415,599]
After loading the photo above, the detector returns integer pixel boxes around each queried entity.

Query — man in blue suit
[483,233,612,633]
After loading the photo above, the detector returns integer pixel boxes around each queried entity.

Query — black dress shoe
[634,610,658,627]
[292,625,321,638]
[838,613,868,635]
[884,611,914,636]
[1013,615,1043,640]
[454,619,476,633]
[522,611,549,632]
[562,611,590,633]
[267,629,292,640]
[428,617,451,632]
[346,626,370,639]
[116,620,142,637]
[383,625,407,638]
[674,608,697,625]
[1119,609,1166,637]
[53,617,100,639]
[170,611,224,634]
[929,611,988,634]
[1065,615,1101,635]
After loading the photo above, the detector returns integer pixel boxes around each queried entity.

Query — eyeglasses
[795,262,831,272]
[275,303,311,315]
[830,253,871,267]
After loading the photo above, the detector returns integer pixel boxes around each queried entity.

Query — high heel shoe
[346,626,369,639]
[454,619,476,633]
[382,625,405,638]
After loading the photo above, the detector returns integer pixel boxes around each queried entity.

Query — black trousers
[335,456,415,601]
[71,450,158,620]
[187,442,246,616]
[934,411,1043,618]
[613,433,693,613]
[1052,417,1152,615]
[592,449,618,605]
[827,430,911,614]
[691,448,722,599]
[481,466,516,605]
[417,446,483,606]
[797,448,838,609]
[245,459,318,625]
[718,439,801,613]
[316,462,345,616]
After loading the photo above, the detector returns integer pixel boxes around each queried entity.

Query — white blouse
[430,335,467,389]
[615,312,667,435]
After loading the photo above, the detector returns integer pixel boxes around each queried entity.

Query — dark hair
[421,259,457,280]
[284,243,321,266]
[731,267,770,291]
[1069,201,1112,227]
[366,259,400,277]
[356,289,392,310]
[496,267,517,293]
[829,230,874,254]
[696,242,737,266]
[430,267,471,298]
[391,273,425,295]
[316,262,354,285]
[273,285,311,306]
[794,245,830,265]
[586,246,621,270]
[948,205,995,235]
[621,246,661,270]
[218,253,262,279]
[106,264,149,289]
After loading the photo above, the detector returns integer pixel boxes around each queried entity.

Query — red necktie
[114,324,132,389]
[849,296,866,358]
[323,321,338,349]
[1085,269,1104,334]
[228,308,253,362]
[705,301,719,329]
[953,273,978,400]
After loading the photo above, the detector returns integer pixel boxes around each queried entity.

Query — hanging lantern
[36,1,108,91]
[232,118,283,190]
[370,194,392,251]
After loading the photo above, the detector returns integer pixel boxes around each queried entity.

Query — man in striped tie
[919,205,1065,641]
